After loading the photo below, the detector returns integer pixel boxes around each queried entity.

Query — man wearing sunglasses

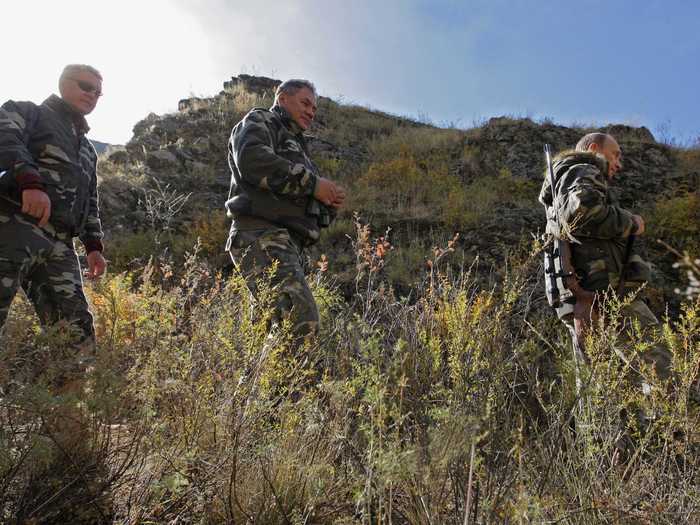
[0,64,106,364]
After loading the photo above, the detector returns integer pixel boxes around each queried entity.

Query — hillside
[98,74,698,308]
[2,75,699,523]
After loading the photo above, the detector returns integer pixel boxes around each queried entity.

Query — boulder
[146,149,179,170]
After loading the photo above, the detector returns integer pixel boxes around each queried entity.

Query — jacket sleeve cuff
[306,173,319,197]
[82,238,104,254]
[15,167,45,191]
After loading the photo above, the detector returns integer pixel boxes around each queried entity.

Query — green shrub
[2,223,700,523]
[446,168,538,228]
[650,192,700,252]
[354,152,466,225]
[369,127,463,161]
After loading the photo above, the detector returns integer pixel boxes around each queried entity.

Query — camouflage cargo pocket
[583,258,609,289]
[227,229,271,256]
[587,258,606,276]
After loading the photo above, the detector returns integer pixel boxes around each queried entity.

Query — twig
[463,440,477,525]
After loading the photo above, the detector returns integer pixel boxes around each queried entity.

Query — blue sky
[4,0,699,144]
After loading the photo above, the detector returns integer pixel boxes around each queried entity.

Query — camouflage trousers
[228,226,320,340]
[562,297,672,387]
[0,210,95,347]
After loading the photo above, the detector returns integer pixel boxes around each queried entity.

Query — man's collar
[553,150,609,177]
[271,104,302,135]
[43,94,90,134]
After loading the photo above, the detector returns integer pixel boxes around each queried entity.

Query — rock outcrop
[97,75,697,307]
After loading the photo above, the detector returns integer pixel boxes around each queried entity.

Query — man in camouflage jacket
[539,132,671,382]
[0,64,107,351]
[226,79,345,340]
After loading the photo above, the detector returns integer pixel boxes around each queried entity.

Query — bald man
[540,133,673,391]
[0,64,106,363]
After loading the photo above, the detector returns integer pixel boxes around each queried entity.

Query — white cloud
[174,0,486,120]
[3,0,696,143]
[1,0,219,143]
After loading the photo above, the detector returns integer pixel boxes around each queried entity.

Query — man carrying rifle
[539,132,671,384]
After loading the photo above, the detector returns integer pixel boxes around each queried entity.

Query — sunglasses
[71,78,103,97]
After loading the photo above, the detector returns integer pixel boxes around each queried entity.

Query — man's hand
[632,214,645,235]
[21,189,51,227]
[314,177,341,206]
[85,251,107,279]
[314,178,347,208]
[330,186,346,209]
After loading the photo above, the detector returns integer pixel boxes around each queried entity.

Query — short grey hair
[274,79,316,102]
[59,64,103,84]
[575,132,610,152]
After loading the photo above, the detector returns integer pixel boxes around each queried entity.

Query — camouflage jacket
[539,151,650,292]
[226,105,333,246]
[0,95,103,252]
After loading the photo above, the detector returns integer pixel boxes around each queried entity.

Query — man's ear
[588,143,600,154]
[58,77,67,98]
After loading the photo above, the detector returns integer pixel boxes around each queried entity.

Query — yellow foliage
[370,127,463,161]
[2,229,700,522]
[355,151,465,225]
[650,192,700,251]
[676,146,700,177]
[354,149,538,229]
[181,210,230,257]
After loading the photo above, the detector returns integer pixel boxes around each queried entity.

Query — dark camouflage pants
[0,211,95,346]
[228,227,319,339]
[562,297,672,386]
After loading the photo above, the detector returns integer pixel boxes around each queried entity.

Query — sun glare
[2,0,217,144]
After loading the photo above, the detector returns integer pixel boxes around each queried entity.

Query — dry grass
[1,218,699,523]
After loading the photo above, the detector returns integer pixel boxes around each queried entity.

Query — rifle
[544,144,597,340]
